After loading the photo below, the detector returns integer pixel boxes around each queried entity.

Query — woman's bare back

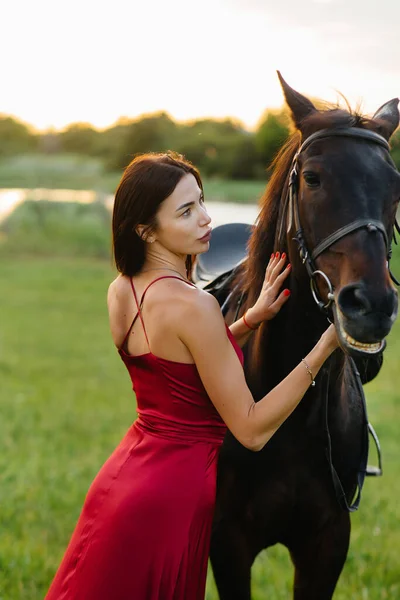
[107,274,202,364]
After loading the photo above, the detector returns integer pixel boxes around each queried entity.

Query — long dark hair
[112,151,203,276]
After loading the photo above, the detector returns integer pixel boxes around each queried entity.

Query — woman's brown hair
[112,151,203,277]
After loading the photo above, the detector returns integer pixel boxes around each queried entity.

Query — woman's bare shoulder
[167,279,220,310]
[108,273,126,291]
[173,284,223,333]
[107,274,220,321]
[107,274,131,305]
[138,278,221,332]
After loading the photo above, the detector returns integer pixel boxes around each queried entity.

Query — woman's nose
[199,205,211,225]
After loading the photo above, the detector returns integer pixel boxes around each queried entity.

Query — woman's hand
[245,252,291,327]
[318,323,340,355]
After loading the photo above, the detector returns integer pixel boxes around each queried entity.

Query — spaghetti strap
[118,279,143,351]
[130,278,150,349]
[120,275,196,352]
[139,275,196,306]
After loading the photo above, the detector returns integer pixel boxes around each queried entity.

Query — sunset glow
[3,0,400,131]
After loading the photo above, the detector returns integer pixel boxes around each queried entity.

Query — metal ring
[310,270,334,309]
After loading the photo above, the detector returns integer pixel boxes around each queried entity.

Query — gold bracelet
[301,358,316,387]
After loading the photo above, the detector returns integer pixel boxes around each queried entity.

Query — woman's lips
[198,230,212,242]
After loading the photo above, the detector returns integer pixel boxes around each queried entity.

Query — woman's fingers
[265,252,279,280]
[268,287,291,317]
[272,262,291,289]
[265,252,283,279]
[257,252,291,320]
[268,252,288,284]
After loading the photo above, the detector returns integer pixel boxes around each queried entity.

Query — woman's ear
[135,224,146,239]
[135,225,156,244]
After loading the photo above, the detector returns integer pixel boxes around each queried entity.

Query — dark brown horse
[209,74,400,599]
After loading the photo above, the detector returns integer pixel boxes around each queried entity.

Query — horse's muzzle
[334,282,398,354]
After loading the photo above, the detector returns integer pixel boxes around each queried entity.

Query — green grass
[0,200,111,259]
[0,154,119,193]
[0,153,266,203]
[0,258,132,599]
[0,254,399,599]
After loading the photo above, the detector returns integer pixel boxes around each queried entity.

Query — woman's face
[151,173,212,257]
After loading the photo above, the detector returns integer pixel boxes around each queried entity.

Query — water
[0,189,260,227]
[2,188,399,229]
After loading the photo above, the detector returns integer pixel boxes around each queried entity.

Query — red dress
[45,276,244,600]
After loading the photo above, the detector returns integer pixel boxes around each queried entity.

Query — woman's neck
[142,255,188,280]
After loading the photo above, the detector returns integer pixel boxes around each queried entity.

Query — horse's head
[278,73,400,357]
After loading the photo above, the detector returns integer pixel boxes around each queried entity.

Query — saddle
[192,222,254,290]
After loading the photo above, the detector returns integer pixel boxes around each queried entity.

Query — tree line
[2,110,400,180]
[0,111,292,180]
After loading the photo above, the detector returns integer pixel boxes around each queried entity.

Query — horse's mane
[242,106,373,306]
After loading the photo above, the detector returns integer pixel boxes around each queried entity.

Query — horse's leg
[210,520,255,600]
[289,512,351,600]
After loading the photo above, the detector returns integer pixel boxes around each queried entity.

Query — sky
[2,0,400,132]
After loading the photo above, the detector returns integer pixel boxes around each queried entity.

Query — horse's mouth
[335,307,385,355]
[340,329,384,354]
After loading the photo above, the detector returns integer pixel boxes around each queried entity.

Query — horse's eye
[303,172,320,187]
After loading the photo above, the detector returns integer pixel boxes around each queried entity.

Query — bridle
[285,127,400,314]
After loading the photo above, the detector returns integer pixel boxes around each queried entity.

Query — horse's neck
[263,283,335,371]
[248,278,347,417]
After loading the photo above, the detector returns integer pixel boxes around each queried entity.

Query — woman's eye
[303,172,320,187]
[182,208,191,217]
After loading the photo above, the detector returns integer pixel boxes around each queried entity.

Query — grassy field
[0,154,118,193]
[0,153,266,204]
[0,251,399,599]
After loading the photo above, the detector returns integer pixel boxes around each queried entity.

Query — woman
[45,152,338,599]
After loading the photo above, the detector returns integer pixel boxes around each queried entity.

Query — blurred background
[1,1,399,598]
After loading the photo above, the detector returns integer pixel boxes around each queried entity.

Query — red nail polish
[286,263,291,269]
[284,289,291,297]
[281,252,286,260]
[271,253,274,259]
[275,252,280,258]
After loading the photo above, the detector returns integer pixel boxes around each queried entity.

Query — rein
[322,359,370,512]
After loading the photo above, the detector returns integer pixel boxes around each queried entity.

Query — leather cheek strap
[311,219,389,261]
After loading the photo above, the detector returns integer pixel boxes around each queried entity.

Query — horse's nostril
[353,288,372,312]
[338,284,397,320]
[338,285,371,317]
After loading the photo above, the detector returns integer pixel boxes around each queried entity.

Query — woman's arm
[228,313,257,347]
[178,291,338,452]
[229,253,291,346]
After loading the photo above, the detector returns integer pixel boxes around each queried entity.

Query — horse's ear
[372,98,399,140]
[277,71,317,130]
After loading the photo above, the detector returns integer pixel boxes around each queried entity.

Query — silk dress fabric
[45,276,244,600]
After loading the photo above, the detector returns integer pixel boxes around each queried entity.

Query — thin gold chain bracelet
[301,358,316,387]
